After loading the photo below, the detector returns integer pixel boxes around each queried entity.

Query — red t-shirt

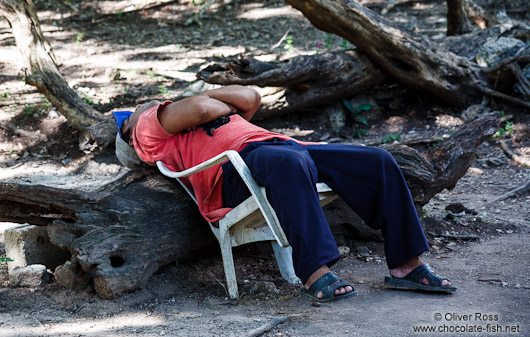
[132,101,301,222]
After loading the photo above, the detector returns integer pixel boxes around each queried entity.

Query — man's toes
[422,277,452,287]
[334,286,353,296]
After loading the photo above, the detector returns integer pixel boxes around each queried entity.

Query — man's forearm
[198,85,260,120]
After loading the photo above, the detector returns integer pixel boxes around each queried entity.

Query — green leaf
[383,133,401,144]
[352,128,368,138]
[505,121,514,133]
[342,99,355,114]
[355,115,368,125]
[356,104,372,113]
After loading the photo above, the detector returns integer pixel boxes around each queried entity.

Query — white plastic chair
[156,150,338,299]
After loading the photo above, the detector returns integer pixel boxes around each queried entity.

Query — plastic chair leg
[219,232,239,299]
[271,242,300,284]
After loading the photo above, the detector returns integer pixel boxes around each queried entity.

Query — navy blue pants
[222,140,429,284]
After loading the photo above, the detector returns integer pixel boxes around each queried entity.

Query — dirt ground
[0,0,529,336]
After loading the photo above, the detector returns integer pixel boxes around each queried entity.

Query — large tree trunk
[284,0,487,105]
[0,112,500,298]
[447,0,472,36]
[0,0,114,148]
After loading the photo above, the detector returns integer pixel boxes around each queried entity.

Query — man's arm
[158,85,260,135]
[197,85,261,121]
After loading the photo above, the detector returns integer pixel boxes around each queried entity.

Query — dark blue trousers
[222,140,429,284]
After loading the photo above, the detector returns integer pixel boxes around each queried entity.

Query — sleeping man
[113,85,456,302]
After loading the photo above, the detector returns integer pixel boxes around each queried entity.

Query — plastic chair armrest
[156,150,289,247]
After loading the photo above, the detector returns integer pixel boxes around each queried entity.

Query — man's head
[113,100,160,169]
[121,100,161,145]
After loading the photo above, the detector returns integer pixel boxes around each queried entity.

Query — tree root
[427,232,480,240]
[508,62,530,98]
[486,180,530,205]
[480,87,530,110]
[244,316,295,337]
[500,140,530,167]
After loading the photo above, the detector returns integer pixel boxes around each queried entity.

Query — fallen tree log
[386,111,500,210]
[0,171,213,299]
[198,51,387,120]
[0,111,500,298]
[199,25,530,119]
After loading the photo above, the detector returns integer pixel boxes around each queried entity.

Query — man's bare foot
[304,265,354,298]
[389,256,452,287]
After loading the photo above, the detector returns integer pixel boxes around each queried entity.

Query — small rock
[326,103,347,131]
[477,157,506,168]
[55,261,90,290]
[9,264,50,287]
[338,246,350,257]
[319,133,331,142]
[47,110,60,119]
[501,282,507,288]
[242,280,279,295]
[311,302,320,307]
[356,246,370,257]
[445,202,477,215]
[515,283,521,288]
[461,105,491,122]
[182,81,220,97]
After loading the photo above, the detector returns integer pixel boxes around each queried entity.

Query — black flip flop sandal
[301,271,357,302]
[385,264,457,293]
